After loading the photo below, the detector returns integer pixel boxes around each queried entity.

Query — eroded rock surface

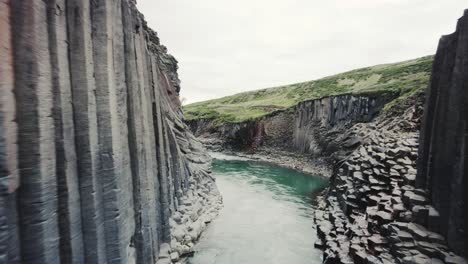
[416,10,468,258]
[190,93,396,156]
[0,1,221,263]
[314,98,467,263]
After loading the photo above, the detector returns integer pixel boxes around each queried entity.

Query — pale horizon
[137,0,467,104]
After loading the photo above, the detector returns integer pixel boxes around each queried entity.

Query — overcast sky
[137,0,467,104]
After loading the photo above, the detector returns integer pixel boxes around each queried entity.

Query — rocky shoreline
[200,136,332,178]
[192,57,468,263]
[309,11,468,264]
[313,121,467,263]
[158,173,223,264]
[307,73,467,262]
[156,138,223,264]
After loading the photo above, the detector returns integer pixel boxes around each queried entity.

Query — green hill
[184,56,433,125]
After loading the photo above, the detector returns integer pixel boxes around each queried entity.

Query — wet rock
[170,252,180,262]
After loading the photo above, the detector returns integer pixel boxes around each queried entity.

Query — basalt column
[293,94,392,155]
[47,0,84,262]
[0,0,20,262]
[67,0,107,262]
[11,2,60,263]
[416,10,468,257]
[0,1,220,263]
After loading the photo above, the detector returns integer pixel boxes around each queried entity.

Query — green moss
[184,56,433,125]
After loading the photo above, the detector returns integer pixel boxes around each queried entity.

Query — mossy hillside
[184,56,433,125]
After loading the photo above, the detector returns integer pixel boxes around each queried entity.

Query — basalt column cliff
[416,10,468,257]
[312,11,467,263]
[0,1,221,264]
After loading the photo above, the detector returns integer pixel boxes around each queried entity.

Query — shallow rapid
[185,154,328,264]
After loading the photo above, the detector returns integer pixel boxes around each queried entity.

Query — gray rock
[170,252,180,262]
[416,10,468,257]
[0,1,221,262]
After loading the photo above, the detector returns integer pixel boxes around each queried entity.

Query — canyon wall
[416,10,468,257]
[293,94,393,156]
[0,1,220,263]
[312,11,468,263]
[192,93,395,156]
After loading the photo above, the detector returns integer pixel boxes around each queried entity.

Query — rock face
[0,1,221,264]
[416,10,468,258]
[293,94,392,156]
[190,93,395,154]
[312,11,468,263]
[314,93,468,263]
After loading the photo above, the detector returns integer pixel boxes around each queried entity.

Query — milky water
[185,155,328,264]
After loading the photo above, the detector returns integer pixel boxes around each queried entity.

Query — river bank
[185,158,328,264]
[202,137,332,179]
[191,88,467,263]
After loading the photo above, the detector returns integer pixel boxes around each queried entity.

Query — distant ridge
[184,56,433,125]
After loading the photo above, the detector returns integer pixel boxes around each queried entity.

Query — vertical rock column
[47,1,84,263]
[293,95,389,155]
[0,0,20,262]
[416,10,468,257]
[11,2,60,263]
[66,0,107,262]
[0,0,222,262]
[121,2,161,262]
[91,0,136,262]
[153,73,173,244]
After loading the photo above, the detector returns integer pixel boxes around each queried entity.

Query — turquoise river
[185,154,328,264]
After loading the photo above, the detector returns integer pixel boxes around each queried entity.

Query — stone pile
[314,126,467,263]
[157,172,222,264]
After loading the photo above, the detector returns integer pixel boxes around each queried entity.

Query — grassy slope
[184,56,433,125]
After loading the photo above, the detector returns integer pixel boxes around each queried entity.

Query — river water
[185,154,328,264]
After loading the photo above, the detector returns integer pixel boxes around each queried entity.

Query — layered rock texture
[416,10,468,258]
[190,93,396,155]
[0,1,221,263]
[293,94,392,156]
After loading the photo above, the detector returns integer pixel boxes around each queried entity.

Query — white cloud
[137,0,467,104]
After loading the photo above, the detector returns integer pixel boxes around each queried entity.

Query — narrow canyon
[0,1,467,264]
[187,11,468,264]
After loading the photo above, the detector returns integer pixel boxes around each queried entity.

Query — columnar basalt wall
[190,94,395,154]
[189,111,293,151]
[416,10,468,257]
[293,94,393,156]
[0,1,220,263]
